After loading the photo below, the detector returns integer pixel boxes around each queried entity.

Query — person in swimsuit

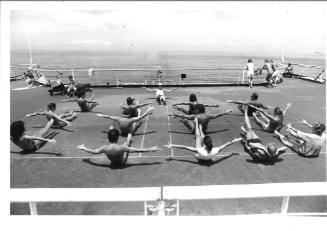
[171,104,232,134]
[77,126,161,167]
[121,97,152,118]
[242,59,255,88]
[227,92,272,116]
[260,59,274,88]
[97,107,154,136]
[61,91,99,112]
[25,103,77,128]
[142,83,177,105]
[249,103,291,133]
[166,117,242,163]
[274,121,326,158]
[10,119,56,152]
[241,106,287,162]
[172,93,220,115]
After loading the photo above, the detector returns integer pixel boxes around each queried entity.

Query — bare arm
[142,87,156,92]
[276,146,288,156]
[25,111,46,117]
[301,119,313,128]
[164,88,177,93]
[172,102,191,106]
[203,104,220,108]
[282,103,292,115]
[226,100,247,105]
[24,135,56,143]
[135,102,152,109]
[61,99,77,103]
[248,142,268,154]
[165,144,197,152]
[208,109,233,119]
[77,144,105,155]
[96,114,120,122]
[126,146,161,153]
[215,138,242,152]
[249,105,276,121]
[172,114,195,120]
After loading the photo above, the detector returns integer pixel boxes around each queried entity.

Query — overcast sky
[10,2,326,56]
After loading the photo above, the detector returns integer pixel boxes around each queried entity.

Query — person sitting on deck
[240,106,287,162]
[283,63,294,78]
[166,117,242,164]
[226,92,272,116]
[97,107,154,137]
[274,120,326,158]
[171,104,232,134]
[172,93,220,115]
[61,91,99,112]
[66,74,92,97]
[242,59,255,88]
[25,103,77,128]
[10,119,56,152]
[121,97,152,118]
[249,103,291,133]
[142,83,177,105]
[260,59,274,88]
[77,127,161,167]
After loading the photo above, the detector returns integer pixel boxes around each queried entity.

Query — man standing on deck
[77,127,161,167]
[260,59,274,88]
[242,59,255,88]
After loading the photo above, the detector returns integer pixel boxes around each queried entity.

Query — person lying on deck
[226,92,272,116]
[165,117,241,163]
[61,91,99,112]
[172,93,220,115]
[142,83,177,105]
[97,107,154,136]
[171,104,232,134]
[121,96,152,118]
[10,119,56,152]
[77,127,161,167]
[274,120,326,158]
[25,103,77,128]
[241,106,287,162]
[249,103,291,133]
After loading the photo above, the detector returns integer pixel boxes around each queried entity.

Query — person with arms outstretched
[172,93,220,115]
[121,97,152,118]
[77,127,161,167]
[25,103,77,128]
[142,83,176,105]
[97,107,154,136]
[166,117,241,164]
[11,119,56,152]
[61,91,99,112]
[171,104,232,134]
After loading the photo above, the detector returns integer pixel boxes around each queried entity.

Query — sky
[10,2,327,56]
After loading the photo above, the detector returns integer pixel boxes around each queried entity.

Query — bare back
[101,144,129,165]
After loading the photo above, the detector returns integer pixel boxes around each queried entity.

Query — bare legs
[33,119,54,148]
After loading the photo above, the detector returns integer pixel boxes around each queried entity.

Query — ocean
[10,50,325,84]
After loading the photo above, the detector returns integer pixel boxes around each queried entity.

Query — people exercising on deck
[10,119,56,152]
[249,103,291,133]
[241,106,287,162]
[97,107,154,136]
[274,120,326,158]
[172,93,220,115]
[121,97,152,118]
[142,83,177,105]
[25,103,77,128]
[77,126,161,167]
[61,91,99,112]
[171,104,232,134]
[227,92,272,116]
[166,117,242,163]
